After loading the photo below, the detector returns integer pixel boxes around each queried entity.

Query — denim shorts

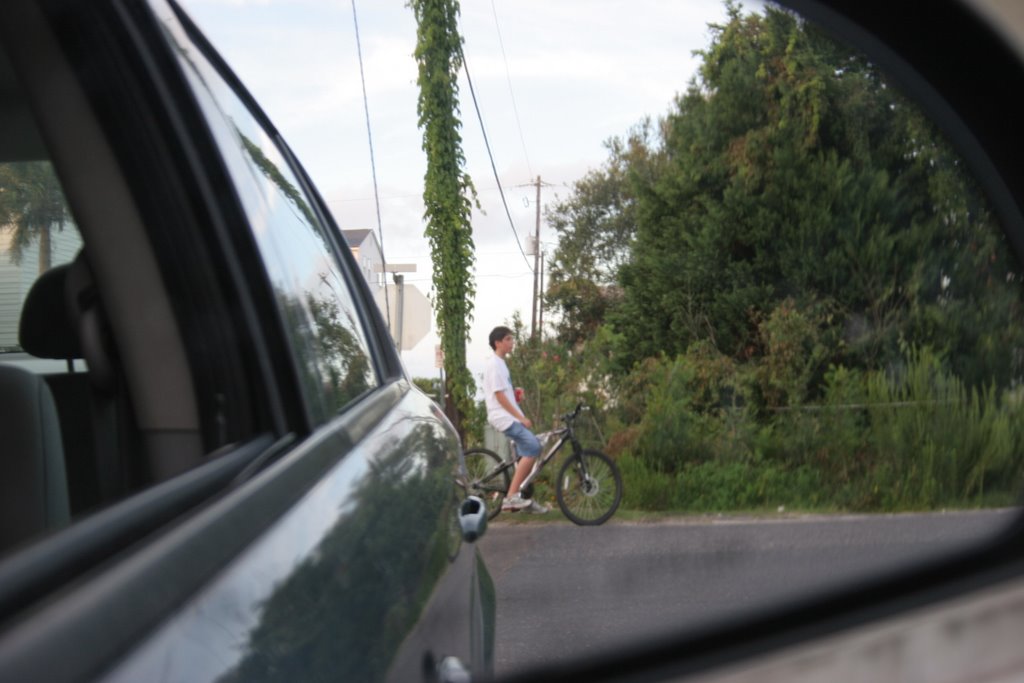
[502,421,541,458]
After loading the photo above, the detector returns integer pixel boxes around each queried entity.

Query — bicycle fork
[564,446,597,493]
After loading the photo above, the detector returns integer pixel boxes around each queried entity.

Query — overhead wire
[323,183,527,206]
[458,43,534,273]
[490,0,533,178]
[350,0,392,329]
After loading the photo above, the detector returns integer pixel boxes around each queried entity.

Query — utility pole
[538,251,544,341]
[531,175,541,340]
[393,272,405,349]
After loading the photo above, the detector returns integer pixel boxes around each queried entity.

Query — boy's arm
[495,391,532,428]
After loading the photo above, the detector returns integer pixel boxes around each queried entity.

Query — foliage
[410,0,478,440]
[754,298,835,410]
[615,347,1024,513]
[544,125,654,346]
[239,131,318,229]
[412,376,442,402]
[524,2,1024,513]
[618,452,826,513]
[535,2,1024,387]
[306,293,374,411]
[863,346,1024,508]
[501,313,602,433]
[0,161,70,274]
[631,345,749,474]
[275,290,375,421]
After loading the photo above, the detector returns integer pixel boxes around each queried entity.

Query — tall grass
[619,347,1024,513]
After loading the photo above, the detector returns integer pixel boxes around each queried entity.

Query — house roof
[342,229,373,248]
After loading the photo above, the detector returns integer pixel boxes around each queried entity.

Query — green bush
[633,345,752,473]
[616,345,1024,513]
[618,453,678,511]
[678,458,825,511]
[863,347,1024,508]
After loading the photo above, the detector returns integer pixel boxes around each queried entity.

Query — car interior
[0,18,207,559]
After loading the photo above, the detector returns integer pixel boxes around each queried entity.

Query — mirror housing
[459,496,488,543]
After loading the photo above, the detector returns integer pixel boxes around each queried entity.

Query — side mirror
[458,496,488,543]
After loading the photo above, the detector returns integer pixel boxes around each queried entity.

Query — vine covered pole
[409,0,478,442]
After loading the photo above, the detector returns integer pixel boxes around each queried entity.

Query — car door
[0,1,492,681]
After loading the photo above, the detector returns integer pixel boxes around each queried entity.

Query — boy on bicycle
[483,326,549,513]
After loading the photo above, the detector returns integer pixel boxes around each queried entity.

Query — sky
[178,0,762,383]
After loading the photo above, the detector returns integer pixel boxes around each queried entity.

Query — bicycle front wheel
[464,447,511,520]
[556,449,622,526]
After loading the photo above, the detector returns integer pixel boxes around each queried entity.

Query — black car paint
[102,386,483,682]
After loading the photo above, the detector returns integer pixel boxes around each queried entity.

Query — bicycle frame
[463,401,622,525]
[515,427,568,492]
[511,407,587,491]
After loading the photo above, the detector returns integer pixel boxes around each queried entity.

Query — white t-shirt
[483,353,517,431]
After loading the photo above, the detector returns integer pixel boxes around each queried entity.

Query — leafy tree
[409,0,478,440]
[306,293,374,411]
[514,1,1024,512]
[239,131,318,230]
[412,376,443,403]
[589,3,1024,388]
[0,161,70,274]
[544,124,654,345]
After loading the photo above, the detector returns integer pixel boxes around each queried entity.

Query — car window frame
[167,1,405,416]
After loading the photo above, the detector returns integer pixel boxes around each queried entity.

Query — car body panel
[103,386,482,683]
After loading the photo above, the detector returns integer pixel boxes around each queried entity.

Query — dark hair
[489,326,514,350]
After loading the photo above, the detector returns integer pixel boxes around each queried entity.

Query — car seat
[0,364,69,553]
[17,255,127,517]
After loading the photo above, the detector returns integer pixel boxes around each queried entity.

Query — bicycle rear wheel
[556,449,622,526]
[463,447,511,520]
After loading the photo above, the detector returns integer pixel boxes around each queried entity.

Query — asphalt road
[477,509,1018,678]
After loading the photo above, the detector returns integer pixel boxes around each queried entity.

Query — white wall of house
[341,228,432,351]
[344,229,384,290]
[0,226,82,348]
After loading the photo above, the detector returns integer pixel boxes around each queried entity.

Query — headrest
[65,252,117,393]
[18,263,81,360]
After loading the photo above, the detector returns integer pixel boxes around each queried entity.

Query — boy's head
[489,326,514,350]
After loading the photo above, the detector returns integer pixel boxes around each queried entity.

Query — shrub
[618,454,678,511]
[864,346,1024,508]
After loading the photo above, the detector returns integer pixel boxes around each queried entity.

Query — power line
[390,249,543,259]
[351,0,391,328]
[458,44,534,273]
[324,183,537,205]
[490,0,533,177]
[399,272,533,284]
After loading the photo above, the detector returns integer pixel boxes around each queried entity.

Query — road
[476,509,1017,678]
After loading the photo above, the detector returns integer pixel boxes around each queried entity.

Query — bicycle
[461,403,623,526]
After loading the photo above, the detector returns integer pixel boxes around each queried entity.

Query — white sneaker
[523,499,549,514]
[502,494,549,514]
[502,495,528,512]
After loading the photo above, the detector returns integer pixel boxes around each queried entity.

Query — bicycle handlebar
[561,402,586,424]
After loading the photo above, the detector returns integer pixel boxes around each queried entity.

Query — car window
[160,18,379,423]
[179,1,1024,678]
[0,161,83,371]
